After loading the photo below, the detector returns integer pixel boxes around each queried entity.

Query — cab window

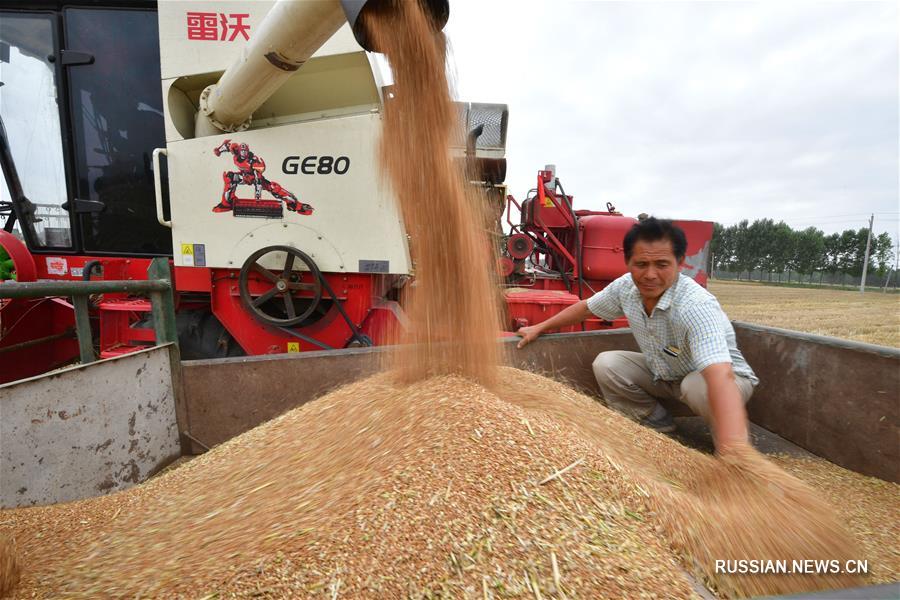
[0,12,71,248]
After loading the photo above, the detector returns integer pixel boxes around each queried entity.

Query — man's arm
[515,300,593,349]
[702,362,749,453]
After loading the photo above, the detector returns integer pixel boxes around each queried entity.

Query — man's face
[627,238,684,302]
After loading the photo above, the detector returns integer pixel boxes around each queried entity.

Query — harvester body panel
[167,112,410,274]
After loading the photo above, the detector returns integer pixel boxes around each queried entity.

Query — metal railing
[0,257,177,364]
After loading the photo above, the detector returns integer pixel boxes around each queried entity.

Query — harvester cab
[0,0,509,380]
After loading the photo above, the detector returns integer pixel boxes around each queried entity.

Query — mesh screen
[453,102,508,151]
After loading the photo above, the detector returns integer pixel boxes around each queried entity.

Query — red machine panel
[0,298,78,384]
[525,171,575,230]
[579,213,638,281]
[505,290,581,332]
[674,220,714,286]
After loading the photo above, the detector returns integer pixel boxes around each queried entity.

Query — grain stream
[365,0,503,386]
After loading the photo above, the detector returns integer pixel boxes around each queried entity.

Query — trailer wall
[0,344,183,508]
[180,325,899,482]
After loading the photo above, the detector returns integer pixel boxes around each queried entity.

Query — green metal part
[0,259,179,363]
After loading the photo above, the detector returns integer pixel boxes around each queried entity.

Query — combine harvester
[0,1,896,596]
[0,0,713,379]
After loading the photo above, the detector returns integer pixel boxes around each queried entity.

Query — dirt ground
[709,280,900,348]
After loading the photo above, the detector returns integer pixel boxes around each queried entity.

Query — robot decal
[212,140,313,218]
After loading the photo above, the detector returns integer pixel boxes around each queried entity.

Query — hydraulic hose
[554,178,585,331]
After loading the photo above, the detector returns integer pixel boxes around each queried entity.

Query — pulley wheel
[497,256,515,278]
[239,245,323,327]
[507,233,534,260]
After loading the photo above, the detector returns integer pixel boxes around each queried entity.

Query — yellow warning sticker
[181,243,194,266]
[287,342,300,353]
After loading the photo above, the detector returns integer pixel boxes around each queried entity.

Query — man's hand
[514,300,595,349]
[516,325,543,349]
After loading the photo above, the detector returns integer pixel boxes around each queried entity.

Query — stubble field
[709,280,900,348]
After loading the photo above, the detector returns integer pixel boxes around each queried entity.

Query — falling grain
[364,0,503,386]
[0,533,19,597]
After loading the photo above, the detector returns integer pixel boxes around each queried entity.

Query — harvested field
[709,280,900,347]
[2,368,897,599]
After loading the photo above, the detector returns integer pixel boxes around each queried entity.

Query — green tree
[770,221,795,279]
[731,220,753,278]
[708,218,893,286]
[837,229,860,277]
[822,232,841,276]
[793,227,825,282]
[710,222,726,273]
[746,219,768,276]
[872,232,895,275]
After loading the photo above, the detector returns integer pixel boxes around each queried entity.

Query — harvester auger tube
[195,0,451,136]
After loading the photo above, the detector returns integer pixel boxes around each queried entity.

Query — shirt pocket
[660,336,691,374]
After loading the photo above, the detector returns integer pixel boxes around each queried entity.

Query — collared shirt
[587,273,758,384]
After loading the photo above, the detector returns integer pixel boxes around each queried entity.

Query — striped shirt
[586,274,758,384]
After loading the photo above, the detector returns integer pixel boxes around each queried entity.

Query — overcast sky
[444,0,899,242]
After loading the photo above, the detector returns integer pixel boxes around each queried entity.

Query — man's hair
[623,217,688,262]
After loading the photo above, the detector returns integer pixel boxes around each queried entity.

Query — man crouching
[515,217,757,453]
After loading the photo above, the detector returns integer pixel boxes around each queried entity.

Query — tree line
[710,219,896,282]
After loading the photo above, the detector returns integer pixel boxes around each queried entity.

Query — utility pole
[859,213,874,293]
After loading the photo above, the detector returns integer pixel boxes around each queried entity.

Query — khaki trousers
[592,351,755,421]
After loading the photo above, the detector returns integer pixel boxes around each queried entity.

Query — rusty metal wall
[734,322,900,483]
[179,325,899,482]
[0,344,182,508]
[179,331,639,452]
[179,346,385,452]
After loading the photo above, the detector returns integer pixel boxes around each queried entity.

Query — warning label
[46,257,68,276]
[181,243,206,267]
[181,243,194,266]
[287,342,300,353]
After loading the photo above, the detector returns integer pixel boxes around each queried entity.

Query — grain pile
[3,368,897,598]
[0,534,18,597]
[769,454,900,583]
[493,375,871,597]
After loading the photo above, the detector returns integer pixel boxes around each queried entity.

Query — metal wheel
[238,245,323,327]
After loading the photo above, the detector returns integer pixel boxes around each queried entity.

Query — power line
[717,217,899,228]
[717,212,900,227]
[788,220,899,228]
[781,212,900,220]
